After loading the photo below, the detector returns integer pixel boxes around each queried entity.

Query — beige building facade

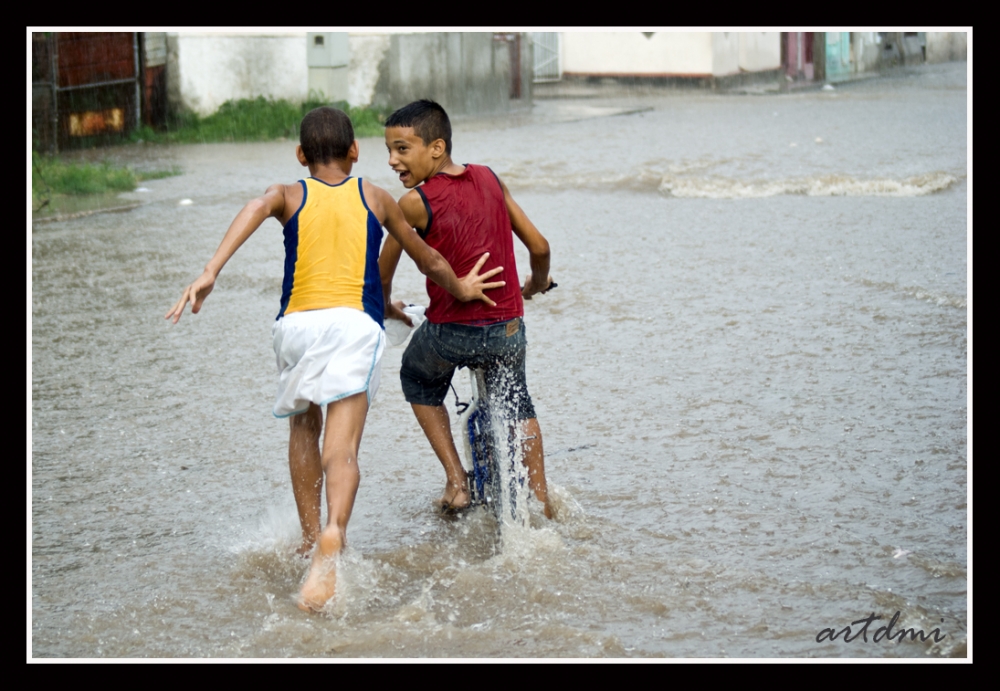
[560,32,782,78]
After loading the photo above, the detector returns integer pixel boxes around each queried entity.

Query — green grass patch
[31,150,179,211]
[133,97,389,145]
[32,97,384,212]
[135,168,182,181]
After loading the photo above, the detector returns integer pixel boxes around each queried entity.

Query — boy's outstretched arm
[165,184,286,323]
[367,182,505,307]
[377,234,410,323]
[498,178,552,299]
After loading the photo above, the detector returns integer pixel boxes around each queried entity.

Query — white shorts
[271,307,385,418]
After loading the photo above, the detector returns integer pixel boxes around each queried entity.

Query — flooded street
[31,62,968,658]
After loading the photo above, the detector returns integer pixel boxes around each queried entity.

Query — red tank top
[416,164,524,324]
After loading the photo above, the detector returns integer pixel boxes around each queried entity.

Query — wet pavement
[31,61,968,659]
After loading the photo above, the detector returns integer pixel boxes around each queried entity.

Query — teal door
[825,31,852,81]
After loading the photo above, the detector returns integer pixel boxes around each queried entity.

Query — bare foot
[297,527,343,612]
[434,474,471,514]
[295,540,314,559]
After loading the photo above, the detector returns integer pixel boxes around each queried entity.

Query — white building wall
[562,32,715,75]
[711,32,740,76]
[560,32,779,78]
[170,32,307,116]
[737,32,781,72]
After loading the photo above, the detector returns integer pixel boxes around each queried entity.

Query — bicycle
[457,366,529,528]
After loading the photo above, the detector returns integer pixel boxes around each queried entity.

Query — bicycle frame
[458,368,528,527]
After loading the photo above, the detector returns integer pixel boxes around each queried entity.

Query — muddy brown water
[31,62,968,658]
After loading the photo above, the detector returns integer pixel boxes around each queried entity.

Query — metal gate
[825,31,852,82]
[31,32,141,152]
[531,32,560,82]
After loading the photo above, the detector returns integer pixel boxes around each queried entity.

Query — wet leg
[288,404,323,556]
[520,418,553,519]
[298,392,369,611]
[412,404,470,511]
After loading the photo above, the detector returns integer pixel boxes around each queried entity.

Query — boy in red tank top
[380,100,555,518]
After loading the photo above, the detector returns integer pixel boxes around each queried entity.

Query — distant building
[32,30,969,153]
[802,32,968,85]
[551,32,783,87]
[165,31,309,117]
[163,31,531,118]
[526,31,968,91]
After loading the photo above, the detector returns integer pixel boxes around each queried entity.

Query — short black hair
[385,100,452,155]
[299,107,354,164]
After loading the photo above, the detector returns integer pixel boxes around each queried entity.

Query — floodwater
[31,62,969,659]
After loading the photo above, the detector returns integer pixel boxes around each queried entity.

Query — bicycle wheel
[461,368,527,527]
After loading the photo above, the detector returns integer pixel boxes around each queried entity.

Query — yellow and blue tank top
[278,177,384,327]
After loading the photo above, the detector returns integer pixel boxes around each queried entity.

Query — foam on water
[503,168,959,198]
[493,521,566,566]
[311,548,382,618]
[855,277,967,310]
[234,505,302,555]
[546,484,585,523]
[661,171,959,198]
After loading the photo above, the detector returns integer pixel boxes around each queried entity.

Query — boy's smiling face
[385,126,445,189]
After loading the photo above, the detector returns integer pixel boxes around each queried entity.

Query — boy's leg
[486,318,553,518]
[520,418,553,519]
[298,391,369,612]
[288,403,323,556]
[400,322,470,511]
[411,403,470,511]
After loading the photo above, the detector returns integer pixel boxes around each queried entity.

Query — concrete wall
[563,32,714,75]
[560,32,779,78]
[368,32,522,116]
[167,32,307,116]
[851,32,882,73]
[926,32,968,63]
[712,32,740,76]
[348,33,390,108]
[306,32,349,103]
[164,31,529,117]
[738,32,781,72]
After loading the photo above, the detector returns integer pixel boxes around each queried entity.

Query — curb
[32,202,143,225]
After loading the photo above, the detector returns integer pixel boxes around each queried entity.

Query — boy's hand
[458,252,505,305]
[386,300,414,327]
[521,274,554,300]
[165,270,216,324]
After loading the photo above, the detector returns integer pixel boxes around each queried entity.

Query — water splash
[659,171,959,198]
[502,167,959,198]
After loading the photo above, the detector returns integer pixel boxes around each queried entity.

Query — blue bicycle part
[460,368,526,526]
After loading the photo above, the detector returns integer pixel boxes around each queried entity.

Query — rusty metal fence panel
[31,32,141,152]
[31,33,58,151]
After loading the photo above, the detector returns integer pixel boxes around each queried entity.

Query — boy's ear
[348,140,359,163]
[295,145,309,167]
[430,139,447,159]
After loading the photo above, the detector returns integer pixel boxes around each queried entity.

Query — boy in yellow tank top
[166,107,504,612]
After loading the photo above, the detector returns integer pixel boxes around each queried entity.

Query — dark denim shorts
[400,317,537,420]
